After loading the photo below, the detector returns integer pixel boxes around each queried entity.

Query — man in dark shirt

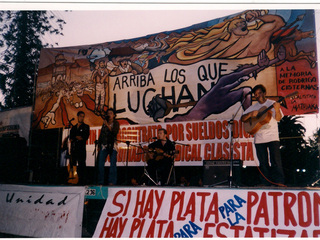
[147,128,176,186]
[70,111,90,185]
[97,108,120,185]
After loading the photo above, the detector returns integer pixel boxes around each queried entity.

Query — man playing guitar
[147,128,176,186]
[241,84,285,186]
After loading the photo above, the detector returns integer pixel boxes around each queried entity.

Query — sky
[1,2,320,139]
[43,8,241,48]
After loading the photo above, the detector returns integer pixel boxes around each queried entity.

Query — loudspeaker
[203,160,242,186]
[0,134,28,183]
[29,128,63,184]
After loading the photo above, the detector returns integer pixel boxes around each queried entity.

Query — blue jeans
[97,148,117,185]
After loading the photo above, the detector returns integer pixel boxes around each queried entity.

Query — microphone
[102,115,110,121]
[151,137,158,140]
[67,118,75,128]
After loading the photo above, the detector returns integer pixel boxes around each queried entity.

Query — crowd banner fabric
[34,9,318,165]
[93,187,320,238]
[0,184,85,238]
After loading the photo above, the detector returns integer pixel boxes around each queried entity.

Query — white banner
[93,187,320,238]
[63,119,257,167]
[0,184,85,238]
[0,106,32,144]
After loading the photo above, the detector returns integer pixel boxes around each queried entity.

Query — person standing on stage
[147,128,176,186]
[97,108,120,185]
[241,84,285,186]
[70,111,90,185]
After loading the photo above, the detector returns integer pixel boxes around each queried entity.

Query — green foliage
[279,115,319,186]
[0,11,65,109]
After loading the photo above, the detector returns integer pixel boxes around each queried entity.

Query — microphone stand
[136,137,168,186]
[142,146,160,186]
[125,140,130,185]
[166,141,189,186]
[65,119,76,184]
[93,140,99,183]
[209,92,250,188]
[116,139,142,185]
[139,137,160,186]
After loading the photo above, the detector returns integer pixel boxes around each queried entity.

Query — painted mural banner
[93,187,320,238]
[33,9,318,132]
[0,184,85,238]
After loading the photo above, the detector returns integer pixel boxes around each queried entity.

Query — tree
[0,11,65,109]
[278,115,307,185]
[305,128,320,186]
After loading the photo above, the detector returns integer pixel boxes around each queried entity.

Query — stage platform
[1,184,320,238]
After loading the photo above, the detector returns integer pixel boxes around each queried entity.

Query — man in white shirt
[241,84,284,186]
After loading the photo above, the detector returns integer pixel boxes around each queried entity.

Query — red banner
[62,119,258,167]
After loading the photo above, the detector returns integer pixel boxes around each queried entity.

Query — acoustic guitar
[243,91,298,135]
[145,148,177,162]
[67,162,79,185]
[67,139,79,185]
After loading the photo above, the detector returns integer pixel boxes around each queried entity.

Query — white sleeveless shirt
[243,99,283,144]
